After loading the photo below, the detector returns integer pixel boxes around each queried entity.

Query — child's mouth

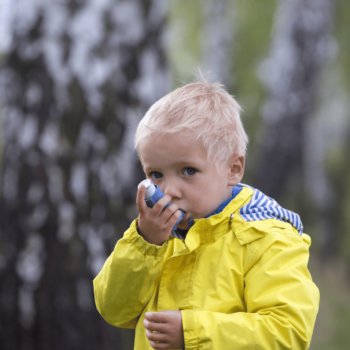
[179,211,188,222]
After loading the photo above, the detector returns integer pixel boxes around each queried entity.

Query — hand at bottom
[144,310,184,350]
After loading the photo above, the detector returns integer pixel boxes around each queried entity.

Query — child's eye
[183,167,197,176]
[150,172,163,179]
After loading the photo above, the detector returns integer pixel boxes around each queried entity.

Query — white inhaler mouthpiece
[138,179,156,200]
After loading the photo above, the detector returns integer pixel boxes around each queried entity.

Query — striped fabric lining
[238,184,303,235]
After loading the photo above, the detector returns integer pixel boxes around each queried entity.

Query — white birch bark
[256,0,335,199]
[0,0,169,348]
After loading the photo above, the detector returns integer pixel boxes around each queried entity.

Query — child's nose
[163,181,182,200]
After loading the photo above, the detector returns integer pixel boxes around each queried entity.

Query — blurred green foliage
[167,0,204,85]
[230,0,278,183]
[167,1,350,348]
[331,0,350,266]
[168,0,277,182]
[335,0,350,92]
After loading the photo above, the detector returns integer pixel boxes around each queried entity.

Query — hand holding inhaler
[136,179,184,245]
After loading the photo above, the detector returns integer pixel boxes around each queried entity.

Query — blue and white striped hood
[238,184,303,235]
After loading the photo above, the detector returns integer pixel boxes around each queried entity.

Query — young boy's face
[140,133,243,230]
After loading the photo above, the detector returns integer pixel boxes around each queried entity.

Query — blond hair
[134,75,248,167]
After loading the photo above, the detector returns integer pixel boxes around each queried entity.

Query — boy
[94,77,319,349]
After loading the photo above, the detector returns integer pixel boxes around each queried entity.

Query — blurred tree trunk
[254,0,335,201]
[202,0,236,90]
[0,1,169,350]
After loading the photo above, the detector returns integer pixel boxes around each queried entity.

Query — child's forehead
[141,132,201,150]
[140,133,210,167]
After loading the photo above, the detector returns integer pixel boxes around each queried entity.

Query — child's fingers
[145,329,169,343]
[160,203,179,223]
[145,311,168,324]
[167,209,182,226]
[136,185,147,214]
[143,319,168,333]
[152,195,172,216]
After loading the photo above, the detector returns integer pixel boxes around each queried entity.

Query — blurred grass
[309,257,350,350]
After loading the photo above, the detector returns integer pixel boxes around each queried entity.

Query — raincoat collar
[184,186,254,252]
[171,185,242,240]
[182,184,304,251]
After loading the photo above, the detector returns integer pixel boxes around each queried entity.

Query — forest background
[0,0,350,349]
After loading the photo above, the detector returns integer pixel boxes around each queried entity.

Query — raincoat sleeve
[181,230,320,350]
[93,219,168,329]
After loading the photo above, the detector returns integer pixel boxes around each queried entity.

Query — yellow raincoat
[94,186,319,349]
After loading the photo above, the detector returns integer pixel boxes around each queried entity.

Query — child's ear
[227,155,245,186]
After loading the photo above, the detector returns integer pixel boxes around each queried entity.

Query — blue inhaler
[138,179,184,226]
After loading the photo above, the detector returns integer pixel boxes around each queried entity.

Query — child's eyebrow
[142,165,162,174]
[143,159,204,171]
